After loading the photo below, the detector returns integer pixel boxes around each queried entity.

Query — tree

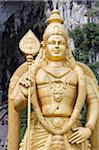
[69,22,99,82]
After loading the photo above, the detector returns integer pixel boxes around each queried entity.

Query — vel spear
[19,30,40,150]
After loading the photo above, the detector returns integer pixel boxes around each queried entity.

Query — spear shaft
[26,55,33,150]
[19,30,40,150]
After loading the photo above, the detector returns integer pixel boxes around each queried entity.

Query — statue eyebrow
[48,40,56,44]
[59,41,65,44]
[48,39,65,44]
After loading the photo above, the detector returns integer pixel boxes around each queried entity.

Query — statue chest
[36,67,78,107]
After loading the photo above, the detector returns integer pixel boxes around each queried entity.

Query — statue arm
[70,66,86,121]
[14,63,40,112]
[14,72,33,112]
[68,71,99,144]
[85,77,99,130]
[14,86,28,112]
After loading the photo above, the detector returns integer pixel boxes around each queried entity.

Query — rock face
[0,101,8,150]
[51,0,99,30]
[0,2,47,149]
[0,1,47,98]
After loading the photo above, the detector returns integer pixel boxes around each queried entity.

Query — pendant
[49,81,65,103]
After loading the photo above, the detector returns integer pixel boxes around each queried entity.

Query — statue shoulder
[9,62,28,98]
[76,61,98,86]
[36,68,49,84]
[9,62,40,100]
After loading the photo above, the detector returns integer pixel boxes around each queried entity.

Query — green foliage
[88,62,99,83]
[69,22,99,82]
[69,23,99,124]
[20,109,27,141]
[69,22,99,64]
[20,106,33,140]
[81,103,87,126]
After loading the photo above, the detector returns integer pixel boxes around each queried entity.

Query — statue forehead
[47,34,66,41]
[43,23,67,38]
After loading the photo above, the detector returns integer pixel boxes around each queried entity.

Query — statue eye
[59,41,65,45]
[48,41,55,44]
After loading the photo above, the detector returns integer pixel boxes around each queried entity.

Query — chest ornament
[49,81,66,102]
[41,68,72,103]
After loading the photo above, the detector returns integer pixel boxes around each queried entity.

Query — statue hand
[19,76,34,98]
[20,75,33,87]
[68,127,92,144]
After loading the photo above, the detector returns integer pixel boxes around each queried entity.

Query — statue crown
[43,9,68,43]
[47,9,64,24]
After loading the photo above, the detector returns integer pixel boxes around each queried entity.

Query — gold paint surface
[8,8,99,150]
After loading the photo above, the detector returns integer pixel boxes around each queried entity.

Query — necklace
[42,66,71,78]
[49,80,66,102]
[43,70,71,103]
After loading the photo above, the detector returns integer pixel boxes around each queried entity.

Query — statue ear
[66,44,69,49]
[41,41,45,48]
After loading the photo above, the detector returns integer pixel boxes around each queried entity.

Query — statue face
[45,35,66,61]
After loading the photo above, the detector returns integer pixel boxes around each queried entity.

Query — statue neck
[47,60,65,68]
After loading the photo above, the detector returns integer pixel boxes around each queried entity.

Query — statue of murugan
[8,9,99,150]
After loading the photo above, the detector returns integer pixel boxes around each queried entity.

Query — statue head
[43,9,69,46]
[36,9,75,67]
[40,9,70,62]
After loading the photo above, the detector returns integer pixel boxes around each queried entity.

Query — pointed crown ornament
[43,9,68,44]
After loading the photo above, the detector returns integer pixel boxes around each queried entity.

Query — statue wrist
[19,85,28,99]
[69,117,76,126]
[85,124,94,132]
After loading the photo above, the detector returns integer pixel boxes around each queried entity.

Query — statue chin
[47,57,65,61]
[46,55,65,62]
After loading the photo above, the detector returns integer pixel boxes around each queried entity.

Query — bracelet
[85,124,94,132]
[70,117,76,123]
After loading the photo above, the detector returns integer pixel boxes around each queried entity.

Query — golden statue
[8,9,99,150]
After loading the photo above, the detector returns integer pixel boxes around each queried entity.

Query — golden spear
[19,30,40,150]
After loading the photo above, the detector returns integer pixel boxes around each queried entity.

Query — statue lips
[53,51,60,54]
[53,49,61,54]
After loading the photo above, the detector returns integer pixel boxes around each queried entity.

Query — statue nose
[55,42,59,48]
